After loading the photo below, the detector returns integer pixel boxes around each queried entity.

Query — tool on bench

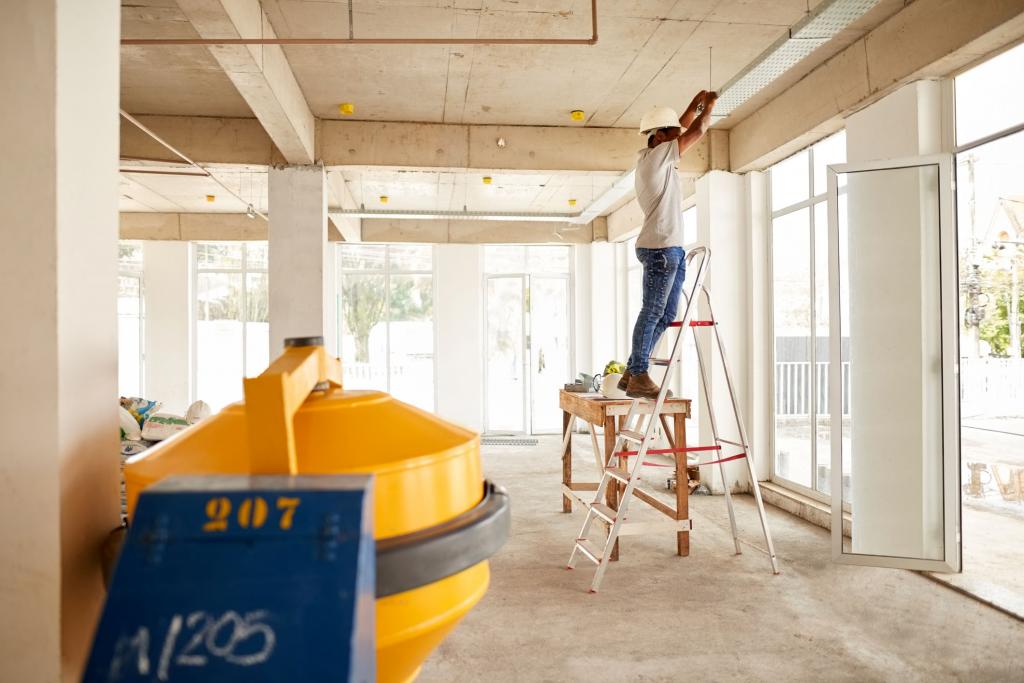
[566,246,780,592]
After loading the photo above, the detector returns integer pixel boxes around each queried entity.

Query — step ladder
[567,246,780,592]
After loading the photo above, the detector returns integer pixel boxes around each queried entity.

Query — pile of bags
[118,397,211,456]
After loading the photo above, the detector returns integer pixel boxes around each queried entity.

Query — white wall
[0,1,121,679]
[434,244,484,431]
[143,242,192,414]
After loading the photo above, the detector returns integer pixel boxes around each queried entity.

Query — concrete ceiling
[120,0,908,129]
[117,162,621,215]
[118,162,268,212]
[340,167,621,212]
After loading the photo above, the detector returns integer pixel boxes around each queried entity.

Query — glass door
[530,276,571,434]
[827,155,961,572]
[485,275,527,434]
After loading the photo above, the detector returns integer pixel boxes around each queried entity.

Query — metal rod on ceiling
[120,109,269,221]
[121,0,598,46]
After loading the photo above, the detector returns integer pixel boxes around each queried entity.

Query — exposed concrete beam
[121,116,714,174]
[359,218,594,244]
[121,212,268,240]
[121,115,282,166]
[176,0,316,164]
[730,0,1024,172]
[325,172,361,242]
[607,199,642,243]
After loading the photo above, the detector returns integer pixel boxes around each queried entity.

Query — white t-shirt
[634,140,683,249]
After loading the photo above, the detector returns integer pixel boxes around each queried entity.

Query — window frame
[767,132,846,504]
[191,241,269,406]
[118,241,145,397]
[335,243,439,412]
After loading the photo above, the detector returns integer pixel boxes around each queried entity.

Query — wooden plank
[632,488,677,518]
[567,482,599,491]
[675,412,690,557]
[604,414,619,561]
[562,410,572,513]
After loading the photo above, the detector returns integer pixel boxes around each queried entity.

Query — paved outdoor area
[420,436,1023,682]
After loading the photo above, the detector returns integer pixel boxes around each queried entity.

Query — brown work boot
[616,370,631,391]
[626,372,673,400]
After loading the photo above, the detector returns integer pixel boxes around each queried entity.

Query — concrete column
[843,80,952,558]
[696,171,754,494]
[143,242,192,414]
[434,245,484,431]
[268,165,333,355]
[0,0,120,679]
[747,171,772,482]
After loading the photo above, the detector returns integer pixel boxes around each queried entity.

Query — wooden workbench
[559,390,696,559]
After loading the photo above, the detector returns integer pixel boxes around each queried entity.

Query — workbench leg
[562,411,573,513]
[605,414,619,561]
[675,413,690,557]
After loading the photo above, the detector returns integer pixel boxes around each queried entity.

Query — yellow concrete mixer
[124,336,510,682]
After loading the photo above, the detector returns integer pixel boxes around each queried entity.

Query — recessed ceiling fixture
[715,0,881,117]
[379,195,389,204]
[482,176,493,185]
[568,198,578,207]
[570,110,585,122]
[206,194,215,203]
[339,102,355,116]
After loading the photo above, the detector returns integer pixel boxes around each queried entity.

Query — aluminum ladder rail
[566,246,780,592]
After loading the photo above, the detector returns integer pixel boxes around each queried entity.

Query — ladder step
[650,358,673,366]
[619,429,646,443]
[589,502,617,524]
[574,538,602,564]
[605,466,631,483]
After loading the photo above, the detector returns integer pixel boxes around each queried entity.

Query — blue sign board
[84,475,375,683]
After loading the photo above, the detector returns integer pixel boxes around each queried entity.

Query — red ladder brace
[616,444,748,468]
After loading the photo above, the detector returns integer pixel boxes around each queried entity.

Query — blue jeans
[627,247,686,375]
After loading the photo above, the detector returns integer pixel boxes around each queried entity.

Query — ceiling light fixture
[206,194,216,203]
[379,195,389,204]
[570,110,585,122]
[482,176,493,185]
[715,0,881,117]
[339,102,355,116]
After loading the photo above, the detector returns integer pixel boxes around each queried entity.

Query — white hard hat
[639,106,680,136]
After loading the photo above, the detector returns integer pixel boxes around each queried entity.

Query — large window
[769,131,847,498]
[337,244,435,411]
[194,242,269,410]
[118,241,145,397]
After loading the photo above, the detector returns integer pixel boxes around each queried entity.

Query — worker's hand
[680,90,708,128]
[687,90,707,113]
[697,92,718,132]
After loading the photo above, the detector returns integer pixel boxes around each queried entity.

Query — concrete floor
[420,436,1024,682]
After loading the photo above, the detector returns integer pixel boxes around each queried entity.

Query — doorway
[483,247,573,435]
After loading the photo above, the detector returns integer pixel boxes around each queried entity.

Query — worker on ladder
[619,90,718,400]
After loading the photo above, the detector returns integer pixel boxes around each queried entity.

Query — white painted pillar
[0,0,120,679]
[746,171,772,482]
[143,241,192,414]
[696,171,754,493]
[843,80,952,558]
[268,165,333,355]
[435,245,484,431]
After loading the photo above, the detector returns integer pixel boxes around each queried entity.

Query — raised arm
[679,90,707,129]
[678,92,717,156]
